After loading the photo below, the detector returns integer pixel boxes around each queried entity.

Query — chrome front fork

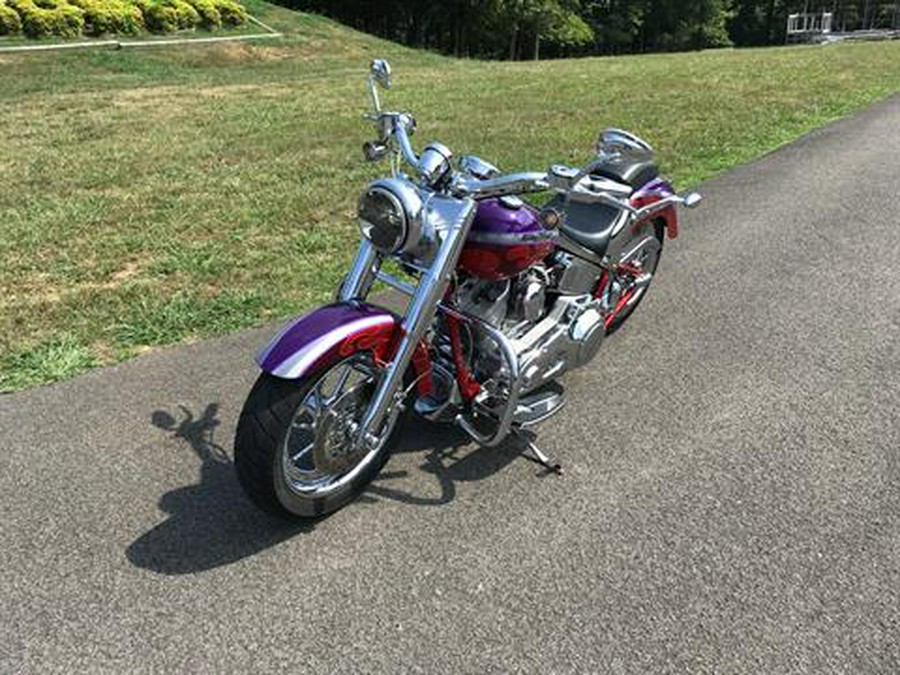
[339,239,380,304]
[342,200,477,450]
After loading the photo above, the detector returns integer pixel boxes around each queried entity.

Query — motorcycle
[234,59,702,518]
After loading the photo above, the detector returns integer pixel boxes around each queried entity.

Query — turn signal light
[540,207,562,230]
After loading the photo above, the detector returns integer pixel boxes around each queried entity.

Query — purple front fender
[257,303,401,380]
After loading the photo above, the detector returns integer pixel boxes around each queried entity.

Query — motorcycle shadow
[362,416,524,507]
[126,404,525,575]
[126,403,311,576]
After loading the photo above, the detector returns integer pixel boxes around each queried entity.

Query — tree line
[286,0,900,58]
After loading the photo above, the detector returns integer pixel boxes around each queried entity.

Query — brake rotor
[312,385,369,474]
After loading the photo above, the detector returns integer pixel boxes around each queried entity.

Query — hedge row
[0,0,247,37]
[0,1,22,34]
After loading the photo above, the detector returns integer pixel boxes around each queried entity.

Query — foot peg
[512,382,566,428]
[414,394,448,420]
[513,427,562,475]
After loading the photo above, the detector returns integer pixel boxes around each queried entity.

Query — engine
[449,252,607,396]
[453,266,548,330]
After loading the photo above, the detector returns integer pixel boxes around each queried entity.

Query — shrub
[3,0,249,36]
[115,2,143,33]
[185,0,218,29]
[213,0,244,26]
[167,0,199,29]
[0,1,23,35]
[69,0,143,36]
[142,1,175,31]
[10,0,85,38]
[55,3,84,35]
[142,0,202,31]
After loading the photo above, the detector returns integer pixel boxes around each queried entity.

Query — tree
[500,0,593,59]
[638,0,733,51]
[285,0,898,58]
[584,0,648,54]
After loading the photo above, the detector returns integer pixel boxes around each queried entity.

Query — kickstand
[512,427,563,475]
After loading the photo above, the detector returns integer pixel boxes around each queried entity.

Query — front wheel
[234,352,404,519]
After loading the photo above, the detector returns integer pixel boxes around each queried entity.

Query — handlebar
[452,172,549,198]
[375,113,549,197]
[391,114,420,169]
[372,114,701,214]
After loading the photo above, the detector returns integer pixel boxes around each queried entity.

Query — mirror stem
[368,76,381,114]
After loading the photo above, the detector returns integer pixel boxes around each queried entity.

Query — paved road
[2,95,899,674]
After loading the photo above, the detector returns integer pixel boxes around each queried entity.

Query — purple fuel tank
[457,197,556,281]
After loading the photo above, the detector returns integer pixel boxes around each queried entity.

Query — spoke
[625,288,643,307]
[616,261,643,277]
[315,377,329,405]
[325,365,354,405]
[303,382,327,421]
[290,442,314,463]
[282,355,384,493]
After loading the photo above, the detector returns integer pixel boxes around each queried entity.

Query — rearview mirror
[367,59,392,114]
[595,128,653,157]
[370,59,391,91]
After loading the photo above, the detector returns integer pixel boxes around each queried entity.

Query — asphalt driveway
[2,94,898,673]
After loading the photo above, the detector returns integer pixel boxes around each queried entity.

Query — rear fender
[631,178,679,239]
[257,302,433,395]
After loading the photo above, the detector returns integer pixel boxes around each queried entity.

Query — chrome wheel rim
[604,228,661,327]
[281,354,388,498]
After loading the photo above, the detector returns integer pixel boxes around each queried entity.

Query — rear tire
[234,354,407,519]
[605,220,665,333]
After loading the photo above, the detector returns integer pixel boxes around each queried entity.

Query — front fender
[257,302,432,394]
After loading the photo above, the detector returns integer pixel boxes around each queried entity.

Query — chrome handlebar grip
[453,172,550,198]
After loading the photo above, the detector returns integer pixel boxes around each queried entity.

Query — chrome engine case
[453,277,510,328]
[509,294,605,394]
[449,254,606,395]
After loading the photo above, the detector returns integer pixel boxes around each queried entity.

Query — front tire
[234,353,404,519]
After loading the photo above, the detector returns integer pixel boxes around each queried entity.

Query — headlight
[359,186,405,252]
[358,178,424,255]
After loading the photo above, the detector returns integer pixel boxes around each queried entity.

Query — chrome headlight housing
[358,178,425,256]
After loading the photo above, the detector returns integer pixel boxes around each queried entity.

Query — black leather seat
[590,154,659,190]
[548,195,625,259]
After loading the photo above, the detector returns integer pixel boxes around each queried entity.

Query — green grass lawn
[1,3,899,391]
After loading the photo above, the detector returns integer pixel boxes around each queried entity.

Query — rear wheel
[603,220,664,333]
[235,352,405,519]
